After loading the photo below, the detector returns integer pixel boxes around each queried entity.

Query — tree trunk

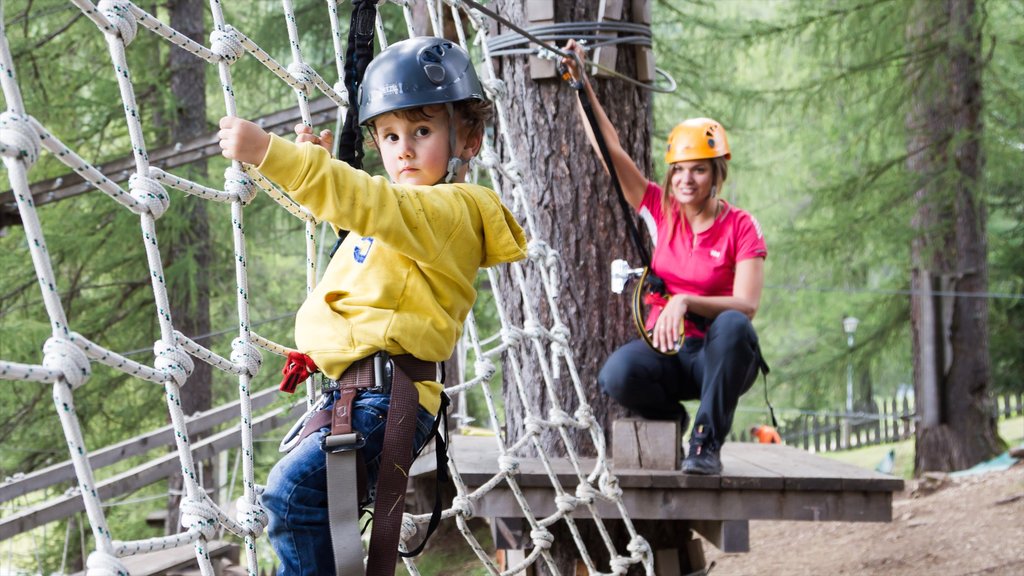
[906,0,1001,474]
[491,1,651,573]
[164,0,213,534]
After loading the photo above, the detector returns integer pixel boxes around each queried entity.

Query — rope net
[0,1,653,574]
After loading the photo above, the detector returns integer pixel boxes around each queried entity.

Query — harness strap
[319,353,438,576]
[365,357,425,576]
[327,447,367,575]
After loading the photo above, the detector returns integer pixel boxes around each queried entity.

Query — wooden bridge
[410,419,904,575]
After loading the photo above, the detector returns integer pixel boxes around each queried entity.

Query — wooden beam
[0,401,304,541]
[689,519,749,553]
[0,97,342,229]
[0,384,282,505]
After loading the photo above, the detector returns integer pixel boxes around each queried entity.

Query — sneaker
[682,442,722,475]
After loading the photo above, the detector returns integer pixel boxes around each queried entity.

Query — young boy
[218,37,526,574]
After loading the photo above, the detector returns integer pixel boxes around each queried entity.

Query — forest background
[0,0,1021,572]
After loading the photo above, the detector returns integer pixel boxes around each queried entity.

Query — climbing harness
[278,352,447,576]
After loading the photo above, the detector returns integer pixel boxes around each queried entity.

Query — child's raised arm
[218,116,271,164]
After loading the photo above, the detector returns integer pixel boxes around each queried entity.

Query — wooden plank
[0,384,282,504]
[469,485,894,523]
[0,401,304,541]
[612,418,680,470]
[689,520,749,553]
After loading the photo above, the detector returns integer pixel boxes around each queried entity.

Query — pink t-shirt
[640,181,767,338]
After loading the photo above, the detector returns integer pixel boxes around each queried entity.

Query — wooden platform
[410,433,903,557]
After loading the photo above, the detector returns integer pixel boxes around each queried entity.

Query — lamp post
[842,316,859,414]
[842,316,859,447]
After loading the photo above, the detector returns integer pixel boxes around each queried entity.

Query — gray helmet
[357,36,485,125]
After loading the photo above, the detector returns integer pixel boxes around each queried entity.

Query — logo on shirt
[710,249,722,259]
[353,237,374,263]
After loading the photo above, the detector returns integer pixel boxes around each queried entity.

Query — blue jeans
[262,390,436,575]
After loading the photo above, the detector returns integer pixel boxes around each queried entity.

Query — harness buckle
[321,431,365,454]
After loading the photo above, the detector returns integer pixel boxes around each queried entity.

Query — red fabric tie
[279,351,318,393]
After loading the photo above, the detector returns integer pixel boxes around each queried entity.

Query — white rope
[0,1,659,574]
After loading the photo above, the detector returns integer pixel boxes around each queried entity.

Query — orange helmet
[664,118,731,164]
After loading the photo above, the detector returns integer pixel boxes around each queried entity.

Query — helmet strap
[710,185,717,198]
[443,102,462,184]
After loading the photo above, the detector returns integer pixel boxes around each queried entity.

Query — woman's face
[668,159,714,207]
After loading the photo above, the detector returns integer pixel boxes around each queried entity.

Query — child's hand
[218,116,271,165]
[294,123,334,154]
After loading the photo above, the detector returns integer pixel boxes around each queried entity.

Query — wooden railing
[736,391,1023,453]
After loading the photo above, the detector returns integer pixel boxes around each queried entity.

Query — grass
[821,415,1024,480]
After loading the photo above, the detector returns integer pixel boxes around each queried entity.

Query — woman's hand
[217,116,271,164]
[559,39,586,83]
[652,295,688,353]
[294,123,334,154]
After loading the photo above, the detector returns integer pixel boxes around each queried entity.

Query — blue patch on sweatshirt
[353,237,374,263]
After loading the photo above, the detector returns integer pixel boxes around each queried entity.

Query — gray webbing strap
[326,433,366,576]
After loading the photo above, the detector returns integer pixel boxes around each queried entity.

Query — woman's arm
[562,41,649,210]
[650,258,765,352]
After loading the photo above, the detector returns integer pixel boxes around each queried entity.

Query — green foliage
[651,0,1024,413]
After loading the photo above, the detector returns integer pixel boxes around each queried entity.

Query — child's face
[373,105,470,186]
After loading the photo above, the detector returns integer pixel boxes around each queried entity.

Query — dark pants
[597,310,762,449]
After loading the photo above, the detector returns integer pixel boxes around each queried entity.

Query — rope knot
[85,550,129,576]
[400,514,418,543]
[0,112,40,166]
[523,416,544,437]
[599,470,623,499]
[521,320,542,339]
[549,323,570,347]
[42,337,91,389]
[98,0,137,46]
[525,239,549,261]
[530,528,554,550]
[179,496,218,541]
[210,27,244,64]
[473,358,496,381]
[575,482,597,504]
[502,159,523,183]
[483,78,507,101]
[554,493,578,513]
[287,62,316,97]
[224,166,258,205]
[548,408,574,429]
[452,494,475,518]
[230,338,262,377]
[500,326,522,345]
[574,405,595,429]
[154,340,194,386]
[475,148,500,170]
[497,454,519,474]
[129,173,169,219]
[235,496,268,537]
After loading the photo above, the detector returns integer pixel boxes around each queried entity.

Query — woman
[562,41,767,475]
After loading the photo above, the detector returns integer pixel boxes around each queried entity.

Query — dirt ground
[703,463,1024,575]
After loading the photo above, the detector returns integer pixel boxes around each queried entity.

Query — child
[218,37,526,574]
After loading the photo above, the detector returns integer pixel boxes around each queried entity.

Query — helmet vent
[424,63,446,84]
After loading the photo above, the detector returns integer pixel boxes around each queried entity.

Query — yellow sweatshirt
[258,135,527,414]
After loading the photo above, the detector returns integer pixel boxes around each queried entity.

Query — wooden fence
[736,391,1023,453]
